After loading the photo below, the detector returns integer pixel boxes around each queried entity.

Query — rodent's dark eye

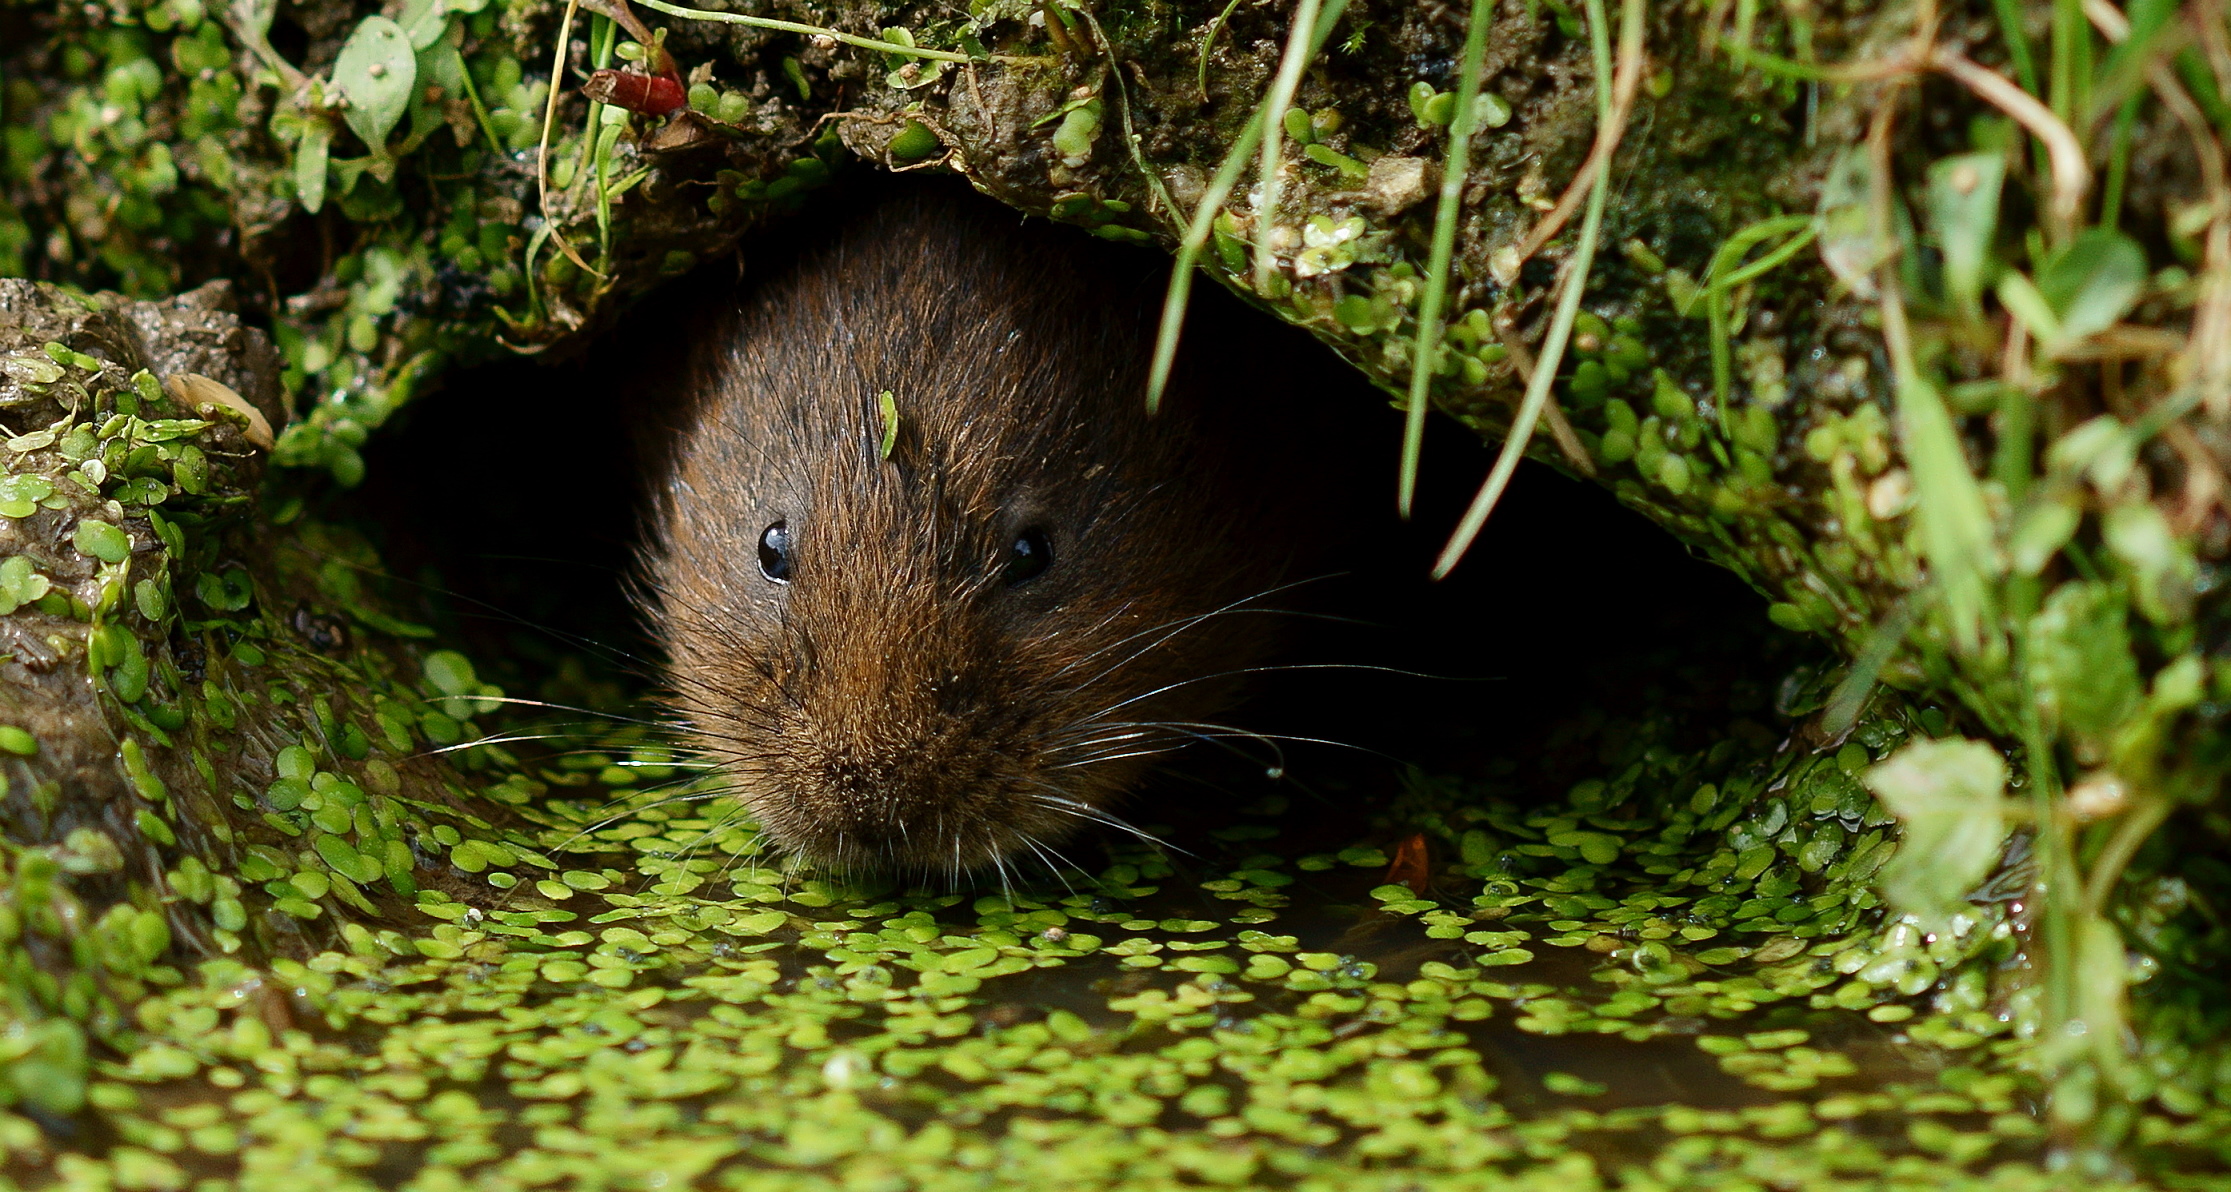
[758,521,792,584]
[1002,528,1052,588]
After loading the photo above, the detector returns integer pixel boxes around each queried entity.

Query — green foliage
[331,17,415,153]
[1862,738,2013,920]
[2,0,2230,1169]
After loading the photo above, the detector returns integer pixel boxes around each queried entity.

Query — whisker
[1051,573,1347,689]
[1015,834,1081,898]
[1025,787,1189,857]
[1074,662,1483,727]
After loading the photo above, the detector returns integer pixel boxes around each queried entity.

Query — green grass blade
[1147,109,1266,413]
[1990,0,2040,94]
[1251,0,1329,296]
[1822,590,1925,737]
[1197,0,1245,98]
[1433,0,1629,578]
[1148,0,1348,412]
[633,0,979,62]
[1398,0,1494,519]
[1703,215,1814,432]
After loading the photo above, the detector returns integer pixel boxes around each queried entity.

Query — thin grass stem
[449,45,508,157]
[1251,0,1330,296]
[1148,0,1349,411]
[1704,215,1815,431]
[1432,0,1634,578]
[633,0,986,62]
[1148,109,1264,412]
[1992,0,2042,93]
[536,0,600,277]
[1197,0,1245,99]
[1398,0,1494,518]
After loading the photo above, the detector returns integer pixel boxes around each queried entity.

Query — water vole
[637,183,1355,879]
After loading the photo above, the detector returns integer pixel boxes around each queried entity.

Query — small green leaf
[0,354,64,385]
[2007,490,2081,576]
[422,649,478,697]
[1406,81,1437,124]
[1993,271,2061,344]
[0,556,49,613]
[1051,99,1102,160]
[1542,1071,1607,1096]
[1925,152,2004,318]
[1302,143,1368,179]
[39,345,83,371]
[1333,294,1380,333]
[887,120,938,162]
[73,520,130,564]
[333,17,417,151]
[295,119,331,214]
[2037,228,2147,343]
[2026,581,2142,753]
[877,390,899,460]
[1862,737,2011,917]
[2102,501,2195,624]
[397,0,450,50]
[1813,147,1885,297]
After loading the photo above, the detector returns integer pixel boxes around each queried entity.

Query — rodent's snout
[745,701,1083,878]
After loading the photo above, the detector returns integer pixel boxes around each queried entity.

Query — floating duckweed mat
[11,669,2153,1190]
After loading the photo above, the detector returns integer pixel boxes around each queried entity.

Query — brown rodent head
[638,183,1344,880]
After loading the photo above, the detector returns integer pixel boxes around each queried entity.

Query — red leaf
[1386,833,1431,895]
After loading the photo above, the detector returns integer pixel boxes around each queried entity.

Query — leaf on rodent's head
[878,390,900,460]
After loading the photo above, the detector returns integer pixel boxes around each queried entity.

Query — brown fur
[638,183,1341,879]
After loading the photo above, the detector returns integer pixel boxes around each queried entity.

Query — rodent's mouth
[713,739,1148,881]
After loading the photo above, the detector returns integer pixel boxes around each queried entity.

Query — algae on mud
[2,0,2231,1184]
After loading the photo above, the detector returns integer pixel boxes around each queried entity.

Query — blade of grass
[1147,0,1349,411]
[2087,0,2175,228]
[1704,214,1816,433]
[536,0,600,278]
[1868,90,1995,655]
[1822,589,1925,738]
[1251,0,1333,296]
[1397,0,1495,519]
[2100,93,2139,226]
[1078,10,1181,223]
[448,44,508,158]
[1148,110,1265,412]
[1197,0,1245,99]
[589,13,617,268]
[2050,0,2092,135]
[1991,0,2040,93]
[632,0,988,62]
[1433,0,1635,578]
